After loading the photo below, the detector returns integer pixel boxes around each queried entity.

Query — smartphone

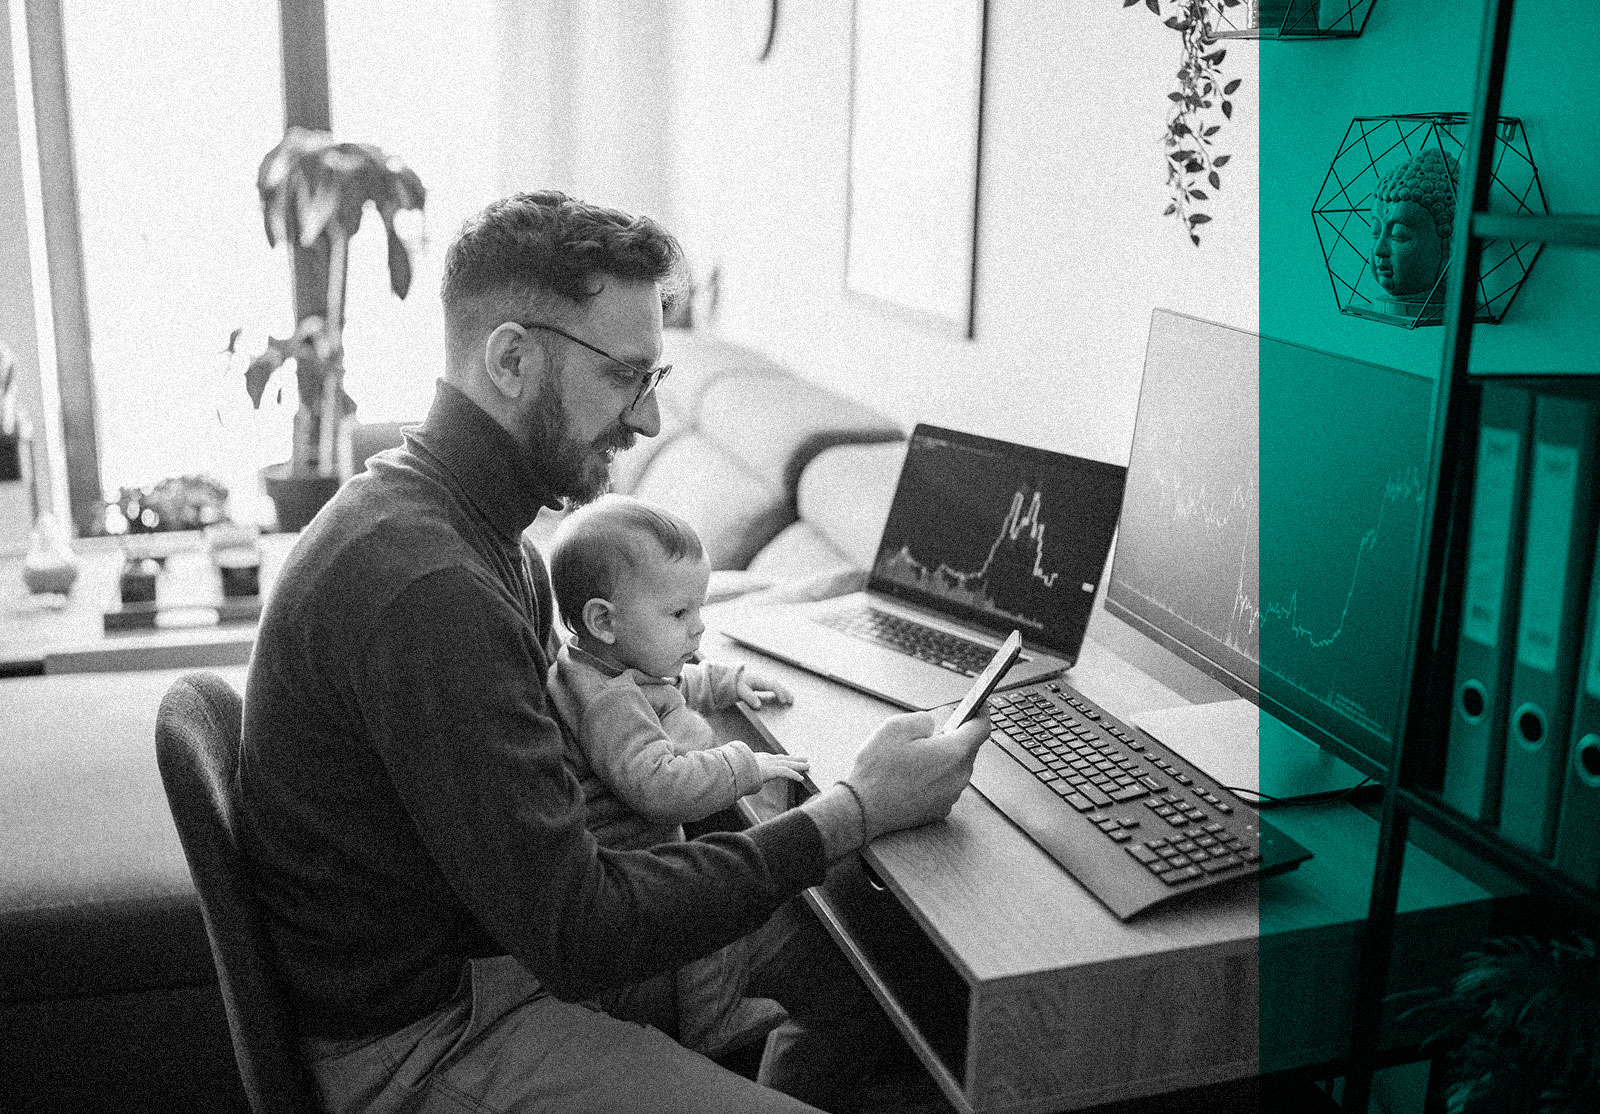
[942,630,1023,732]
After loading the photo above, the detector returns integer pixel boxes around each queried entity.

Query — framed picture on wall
[844,0,988,339]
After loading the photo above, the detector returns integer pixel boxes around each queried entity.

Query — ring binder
[1497,391,1600,856]
[1443,384,1533,821]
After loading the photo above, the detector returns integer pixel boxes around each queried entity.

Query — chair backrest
[155,671,322,1114]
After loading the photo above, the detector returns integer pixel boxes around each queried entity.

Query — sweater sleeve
[581,680,765,822]
[357,567,823,1002]
[678,660,747,713]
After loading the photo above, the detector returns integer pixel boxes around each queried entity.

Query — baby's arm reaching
[681,661,796,713]
[584,685,807,824]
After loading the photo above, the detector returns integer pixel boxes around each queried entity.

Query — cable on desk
[1224,777,1377,809]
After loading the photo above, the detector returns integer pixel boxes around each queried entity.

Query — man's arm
[359,568,824,1000]
[798,710,992,861]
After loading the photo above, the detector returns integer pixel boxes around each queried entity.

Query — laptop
[713,424,1128,710]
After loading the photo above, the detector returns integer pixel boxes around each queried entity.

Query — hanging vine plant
[1122,0,1242,246]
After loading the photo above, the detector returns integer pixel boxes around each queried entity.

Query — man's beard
[526,383,634,506]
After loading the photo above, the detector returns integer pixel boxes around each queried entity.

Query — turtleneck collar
[406,379,559,538]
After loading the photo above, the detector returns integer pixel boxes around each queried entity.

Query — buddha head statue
[1369,147,1460,299]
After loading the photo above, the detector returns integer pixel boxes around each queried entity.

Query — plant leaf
[1191,214,1212,225]
[1164,203,1177,215]
[1190,190,1208,200]
[1222,101,1233,119]
[1209,170,1221,189]
[1213,154,1231,167]
[1224,79,1242,94]
[1145,0,1160,13]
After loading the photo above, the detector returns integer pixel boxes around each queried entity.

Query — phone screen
[942,630,1023,732]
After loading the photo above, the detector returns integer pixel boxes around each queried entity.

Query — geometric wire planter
[1312,113,1548,329]
[1206,0,1376,39]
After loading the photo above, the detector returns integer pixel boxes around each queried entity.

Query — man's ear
[483,323,534,401]
[580,597,617,644]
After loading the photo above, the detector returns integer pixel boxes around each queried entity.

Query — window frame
[24,0,330,535]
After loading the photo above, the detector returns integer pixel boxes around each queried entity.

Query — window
[37,0,505,529]
[61,0,288,526]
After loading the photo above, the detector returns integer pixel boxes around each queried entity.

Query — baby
[546,493,809,1059]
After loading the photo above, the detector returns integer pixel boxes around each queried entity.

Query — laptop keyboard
[972,678,1313,920]
[816,605,1003,676]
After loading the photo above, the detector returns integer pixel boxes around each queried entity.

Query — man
[239,191,990,1114]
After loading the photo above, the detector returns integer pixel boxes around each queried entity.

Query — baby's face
[605,553,712,678]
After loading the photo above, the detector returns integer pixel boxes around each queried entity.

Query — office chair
[155,671,323,1114]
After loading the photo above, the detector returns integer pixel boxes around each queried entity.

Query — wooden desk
[0,532,295,675]
[702,609,1496,1114]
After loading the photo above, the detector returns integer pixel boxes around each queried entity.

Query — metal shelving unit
[1340,0,1600,1109]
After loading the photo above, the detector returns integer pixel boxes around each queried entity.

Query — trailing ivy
[1122,0,1241,246]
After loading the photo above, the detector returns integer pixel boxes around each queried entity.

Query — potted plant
[1407,933,1600,1113]
[244,127,426,530]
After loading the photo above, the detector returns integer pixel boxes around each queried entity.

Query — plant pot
[260,463,341,532]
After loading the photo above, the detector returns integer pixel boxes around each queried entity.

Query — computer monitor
[1105,309,1436,792]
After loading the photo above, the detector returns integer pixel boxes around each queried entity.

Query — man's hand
[753,750,810,785]
[737,670,795,710]
[844,710,991,842]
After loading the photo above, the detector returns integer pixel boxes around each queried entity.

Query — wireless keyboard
[970,678,1313,920]
[816,605,1000,676]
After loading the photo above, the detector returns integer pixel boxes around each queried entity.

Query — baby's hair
[549,494,704,634]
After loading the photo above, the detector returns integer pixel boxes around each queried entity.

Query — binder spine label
[1516,441,1581,674]
[1463,426,1523,647]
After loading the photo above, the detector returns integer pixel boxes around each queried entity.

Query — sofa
[0,329,907,1112]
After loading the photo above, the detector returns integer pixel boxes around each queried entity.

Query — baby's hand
[738,670,795,709]
[753,751,810,785]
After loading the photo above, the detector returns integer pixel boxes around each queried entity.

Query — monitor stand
[1129,698,1367,802]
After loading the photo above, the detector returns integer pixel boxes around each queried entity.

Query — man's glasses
[518,322,672,409]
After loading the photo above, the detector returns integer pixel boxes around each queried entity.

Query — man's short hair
[549,494,705,632]
[441,190,685,350]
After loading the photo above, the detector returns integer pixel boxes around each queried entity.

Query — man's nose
[624,389,662,438]
[690,614,706,638]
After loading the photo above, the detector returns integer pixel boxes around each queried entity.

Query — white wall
[498,1,676,222]
[666,0,1261,469]
[660,0,1594,468]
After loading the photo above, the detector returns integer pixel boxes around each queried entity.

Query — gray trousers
[301,898,891,1114]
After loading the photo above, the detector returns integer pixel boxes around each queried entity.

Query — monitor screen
[1105,309,1436,777]
[869,424,1128,659]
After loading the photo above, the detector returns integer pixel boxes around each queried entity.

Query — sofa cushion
[614,330,901,571]
[0,670,219,1003]
[745,439,905,586]
[607,329,795,495]
[629,432,790,570]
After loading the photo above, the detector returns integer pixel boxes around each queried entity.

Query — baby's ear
[580,597,617,643]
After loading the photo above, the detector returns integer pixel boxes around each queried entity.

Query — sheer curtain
[325,0,503,429]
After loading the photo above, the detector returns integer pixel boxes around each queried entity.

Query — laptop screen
[867,425,1128,658]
